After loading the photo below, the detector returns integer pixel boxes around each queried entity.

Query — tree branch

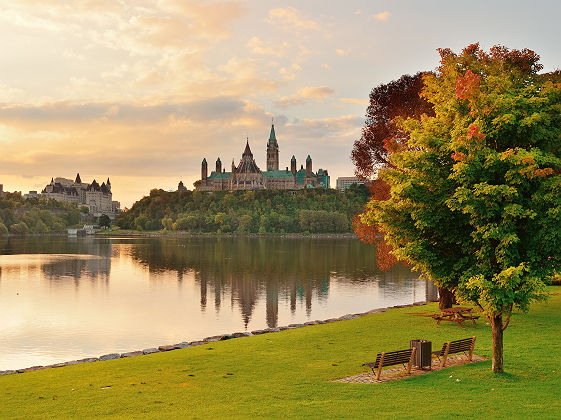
[501,303,514,331]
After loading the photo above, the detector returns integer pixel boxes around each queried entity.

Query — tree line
[115,186,369,234]
[0,193,88,235]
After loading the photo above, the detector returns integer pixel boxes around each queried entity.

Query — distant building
[194,123,330,191]
[23,191,40,199]
[336,177,365,192]
[177,181,187,192]
[41,173,120,217]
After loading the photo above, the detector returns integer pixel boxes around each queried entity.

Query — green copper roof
[202,158,207,164]
[263,170,294,179]
[216,157,221,163]
[291,155,295,161]
[268,124,277,144]
[207,171,231,180]
[306,155,311,161]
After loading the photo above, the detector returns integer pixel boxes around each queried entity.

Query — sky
[0,0,560,207]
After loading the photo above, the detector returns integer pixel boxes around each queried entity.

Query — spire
[75,173,82,184]
[243,137,253,157]
[268,121,277,144]
[106,177,110,185]
[291,155,296,161]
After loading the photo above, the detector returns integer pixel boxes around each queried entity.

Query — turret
[216,157,222,174]
[201,158,208,180]
[306,155,312,177]
[106,177,111,191]
[75,173,82,184]
[291,155,297,175]
[231,158,236,173]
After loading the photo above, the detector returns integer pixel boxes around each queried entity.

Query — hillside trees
[361,44,561,372]
[115,187,368,234]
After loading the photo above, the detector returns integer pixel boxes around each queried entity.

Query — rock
[66,358,98,365]
[288,323,306,328]
[315,320,327,324]
[338,314,360,321]
[366,308,387,314]
[158,345,176,352]
[204,335,224,342]
[219,334,235,341]
[173,342,192,349]
[413,301,426,306]
[304,321,319,326]
[142,348,160,355]
[232,332,252,338]
[277,326,289,331]
[121,351,143,358]
[16,366,45,373]
[99,353,120,361]
[0,370,16,375]
[189,340,206,346]
[48,362,70,368]
[250,329,268,335]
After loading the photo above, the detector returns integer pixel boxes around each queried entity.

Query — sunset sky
[1,0,560,207]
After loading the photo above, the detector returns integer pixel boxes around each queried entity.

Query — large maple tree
[361,44,561,372]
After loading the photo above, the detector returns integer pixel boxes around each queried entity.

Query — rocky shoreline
[0,300,430,376]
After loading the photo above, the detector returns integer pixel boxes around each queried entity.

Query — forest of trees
[115,186,369,234]
[0,192,88,235]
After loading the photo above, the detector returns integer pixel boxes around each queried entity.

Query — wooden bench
[432,336,476,368]
[362,347,416,381]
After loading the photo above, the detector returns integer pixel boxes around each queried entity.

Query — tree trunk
[490,314,504,373]
[438,287,456,310]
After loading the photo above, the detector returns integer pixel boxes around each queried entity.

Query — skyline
[1,1,560,207]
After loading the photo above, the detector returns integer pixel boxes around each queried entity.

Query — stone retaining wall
[0,301,429,376]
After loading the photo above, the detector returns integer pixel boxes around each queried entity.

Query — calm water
[0,236,436,370]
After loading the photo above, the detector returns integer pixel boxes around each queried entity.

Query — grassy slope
[1,289,560,419]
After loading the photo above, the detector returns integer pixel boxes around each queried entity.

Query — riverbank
[96,229,358,239]
[1,288,559,419]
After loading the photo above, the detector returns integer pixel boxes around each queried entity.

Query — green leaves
[362,44,561,325]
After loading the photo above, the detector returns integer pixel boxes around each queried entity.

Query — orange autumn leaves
[352,179,398,271]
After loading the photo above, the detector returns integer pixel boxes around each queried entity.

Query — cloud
[274,86,335,108]
[0,98,247,125]
[339,98,368,105]
[265,7,319,31]
[336,48,350,56]
[369,11,391,21]
[297,86,334,99]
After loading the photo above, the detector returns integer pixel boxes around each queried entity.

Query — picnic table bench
[432,307,480,327]
[432,336,476,367]
[362,347,416,381]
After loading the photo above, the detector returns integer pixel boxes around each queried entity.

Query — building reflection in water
[0,237,111,287]
[125,237,435,328]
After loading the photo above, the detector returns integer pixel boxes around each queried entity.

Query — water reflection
[0,236,437,370]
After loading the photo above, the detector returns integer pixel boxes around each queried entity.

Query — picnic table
[432,307,479,327]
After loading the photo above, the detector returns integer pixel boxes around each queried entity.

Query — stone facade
[41,174,120,217]
[194,124,330,191]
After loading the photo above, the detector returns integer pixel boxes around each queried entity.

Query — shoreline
[95,231,358,239]
[0,299,432,375]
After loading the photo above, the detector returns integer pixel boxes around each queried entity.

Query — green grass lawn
[2,288,560,419]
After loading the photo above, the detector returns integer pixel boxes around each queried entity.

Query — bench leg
[468,336,475,362]
[406,347,416,375]
[375,353,385,381]
[441,342,451,368]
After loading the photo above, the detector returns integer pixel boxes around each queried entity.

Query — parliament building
[193,123,330,191]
